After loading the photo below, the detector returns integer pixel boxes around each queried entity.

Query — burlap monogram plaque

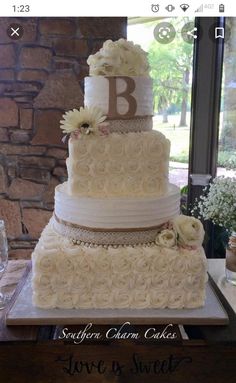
[107,76,137,119]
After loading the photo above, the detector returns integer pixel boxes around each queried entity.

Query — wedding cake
[32,39,207,309]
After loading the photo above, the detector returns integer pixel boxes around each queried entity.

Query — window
[218,18,236,178]
[128,17,195,189]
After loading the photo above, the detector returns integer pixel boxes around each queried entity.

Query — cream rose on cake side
[155,229,177,248]
[173,215,205,248]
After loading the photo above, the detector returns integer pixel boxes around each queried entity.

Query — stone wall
[0,17,127,259]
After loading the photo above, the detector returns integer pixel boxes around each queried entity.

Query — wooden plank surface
[0,343,236,383]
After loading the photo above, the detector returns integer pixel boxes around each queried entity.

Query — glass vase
[0,220,9,309]
[225,231,236,285]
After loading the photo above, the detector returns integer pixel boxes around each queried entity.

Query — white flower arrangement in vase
[193,176,236,284]
[195,176,236,233]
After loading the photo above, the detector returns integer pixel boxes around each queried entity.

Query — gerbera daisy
[60,106,106,135]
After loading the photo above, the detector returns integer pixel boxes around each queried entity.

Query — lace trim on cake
[52,214,164,245]
[108,117,152,133]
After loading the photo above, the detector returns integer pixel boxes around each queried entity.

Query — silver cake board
[6,273,229,326]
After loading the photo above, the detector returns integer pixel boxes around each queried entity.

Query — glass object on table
[0,220,9,310]
[226,232,236,286]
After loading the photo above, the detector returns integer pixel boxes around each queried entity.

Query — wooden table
[0,259,236,383]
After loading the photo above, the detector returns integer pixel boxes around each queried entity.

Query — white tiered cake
[32,39,207,309]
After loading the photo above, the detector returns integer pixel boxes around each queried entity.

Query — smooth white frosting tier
[67,131,170,198]
[32,220,208,309]
[84,76,153,117]
[54,183,180,229]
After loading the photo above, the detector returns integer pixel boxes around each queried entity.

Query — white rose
[132,290,151,309]
[134,255,151,273]
[56,254,75,277]
[112,289,130,308]
[90,139,108,159]
[94,273,112,291]
[168,273,185,289]
[111,251,131,274]
[125,176,142,195]
[64,247,84,268]
[74,140,89,158]
[185,290,205,308]
[76,161,92,177]
[93,252,111,274]
[33,290,56,309]
[126,159,140,174]
[150,289,168,308]
[143,139,164,160]
[152,250,171,272]
[112,274,132,290]
[32,273,52,290]
[74,292,92,309]
[56,291,74,309]
[34,250,57,273]
[105,175,125,195]
[110,135,125,159]
[106,160,123,175]
[168,289,185,309]
[124,136,143,159]
[91,161,107,177]
[151,271,170,289]
[89,176,105,196]
[187,252,207,273]
[173,215,205,247]
[185,273,206,288]
[51,274,73,291]
[77,254,92,273]
[72,272,91,290]
[73,176,90,194]
[92,291,111,308]
[142,176,164,195]
[134,273,151,289]
[142,160,160,175]
[155,229,177,248]
[169,253,190,273]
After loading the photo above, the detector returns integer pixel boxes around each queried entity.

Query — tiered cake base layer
[32,219,208,309]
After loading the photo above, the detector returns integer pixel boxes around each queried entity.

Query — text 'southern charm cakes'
[32,39,208,309]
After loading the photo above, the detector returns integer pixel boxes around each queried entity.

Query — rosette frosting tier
[32,220,208,309]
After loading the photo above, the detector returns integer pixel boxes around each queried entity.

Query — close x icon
[7,23,24,40]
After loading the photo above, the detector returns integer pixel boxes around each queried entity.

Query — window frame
[187,17,225,257]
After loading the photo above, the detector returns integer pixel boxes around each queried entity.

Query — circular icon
[208,23,231,43]
[154,22,176,44]
[7,23,24,40]
[151,4,159,13]
[181,22,202,44]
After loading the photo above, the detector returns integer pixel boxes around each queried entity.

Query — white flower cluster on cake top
[87,38,150,77]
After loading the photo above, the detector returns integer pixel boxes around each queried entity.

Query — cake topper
[87,39,150,77]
